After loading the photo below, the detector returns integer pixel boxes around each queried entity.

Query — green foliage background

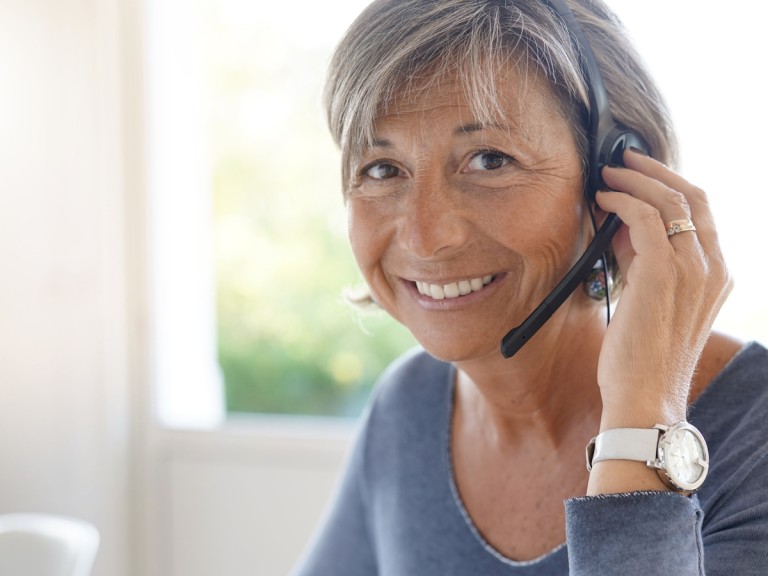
[207,1,416,417]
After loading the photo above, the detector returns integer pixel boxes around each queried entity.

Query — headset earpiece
[591,127,649,200]
[500,0,648,358]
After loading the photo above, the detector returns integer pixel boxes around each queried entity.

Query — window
[207,0,417,417]
[147,0,768,426]
[147,0,416,425]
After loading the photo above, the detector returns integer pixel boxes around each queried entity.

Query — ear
[589,199,611,230]
[582,198,609,245]
[585,200,625,294]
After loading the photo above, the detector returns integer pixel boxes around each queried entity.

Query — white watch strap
[591,427,660,465]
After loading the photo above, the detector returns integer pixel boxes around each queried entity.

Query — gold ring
[666,219,696,237]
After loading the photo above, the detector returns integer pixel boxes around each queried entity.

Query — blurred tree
[206,0,416,416]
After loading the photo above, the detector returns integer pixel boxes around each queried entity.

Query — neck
[453,300,605,449]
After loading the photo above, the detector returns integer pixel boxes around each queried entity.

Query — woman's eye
[365,163,401,180]
[467,151,512,171]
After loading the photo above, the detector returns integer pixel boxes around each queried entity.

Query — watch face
[660,423,709,491]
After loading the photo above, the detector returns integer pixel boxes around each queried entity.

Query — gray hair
[324,0,678,193]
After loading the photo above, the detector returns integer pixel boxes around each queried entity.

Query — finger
[601,164,702,254]
[602,165,691,224]
[595,190,674,261]
[620,149,718,248]
[611,155,732,313]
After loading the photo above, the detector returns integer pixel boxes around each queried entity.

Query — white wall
[0,0,134,575]
[0,2,350,575]
[157,423,350,576]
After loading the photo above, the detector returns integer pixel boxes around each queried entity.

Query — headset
[500,0,649,358]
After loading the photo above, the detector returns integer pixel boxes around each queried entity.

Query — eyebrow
[366,122,504,149]
[453,122,487,136]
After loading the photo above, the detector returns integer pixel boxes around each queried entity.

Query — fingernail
[629,146,648,156]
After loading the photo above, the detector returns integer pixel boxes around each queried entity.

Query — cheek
[484,194,589,294]
[482,188,585,251]
[530,202,587,264]
[347,200,393,281]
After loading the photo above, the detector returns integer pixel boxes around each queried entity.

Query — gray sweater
[293,342,768,575]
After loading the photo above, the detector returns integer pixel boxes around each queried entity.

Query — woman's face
[347,68,589,362]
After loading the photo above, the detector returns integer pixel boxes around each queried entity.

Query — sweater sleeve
[290,419,378,576]
[698,447,768,575]
[565,491,704,575]
[566,344,768,575]
[565,455,768,576]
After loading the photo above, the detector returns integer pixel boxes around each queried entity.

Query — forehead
[369,65,567,141]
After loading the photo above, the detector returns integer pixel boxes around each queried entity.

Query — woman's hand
[594,149,733,432]
[585,149,733,495]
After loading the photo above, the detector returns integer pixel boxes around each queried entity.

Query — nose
[397,172,470,259]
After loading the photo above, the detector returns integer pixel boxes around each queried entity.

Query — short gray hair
[324,0,677,193]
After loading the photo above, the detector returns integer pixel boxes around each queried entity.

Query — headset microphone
[500,0,648,358]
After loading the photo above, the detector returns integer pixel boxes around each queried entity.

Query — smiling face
[346,67,591,362]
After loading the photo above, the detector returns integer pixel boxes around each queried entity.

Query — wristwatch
[586,422,709,494]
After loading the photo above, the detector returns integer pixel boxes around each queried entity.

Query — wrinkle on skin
[347,66,608,446]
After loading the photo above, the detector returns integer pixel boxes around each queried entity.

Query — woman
[294,0,768,574]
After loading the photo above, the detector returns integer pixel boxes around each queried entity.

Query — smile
[415,275,494,300]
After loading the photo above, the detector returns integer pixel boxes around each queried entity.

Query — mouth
[414,275,495,300]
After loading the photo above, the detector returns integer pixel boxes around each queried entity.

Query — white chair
[0,513,100,576]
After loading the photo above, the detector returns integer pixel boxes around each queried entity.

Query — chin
[410,331,502,364]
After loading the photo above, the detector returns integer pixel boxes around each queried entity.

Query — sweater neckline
[439,341,761,567]
[442,364,567,567]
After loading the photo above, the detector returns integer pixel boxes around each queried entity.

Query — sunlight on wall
[147,0,226,427]
[611,1,768,340]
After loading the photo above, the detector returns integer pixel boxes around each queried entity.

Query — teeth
[416,275,494,300]
[444,283,460,298]
[429,284,445,300]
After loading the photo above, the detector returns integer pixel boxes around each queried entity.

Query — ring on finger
[665,218,696,237]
